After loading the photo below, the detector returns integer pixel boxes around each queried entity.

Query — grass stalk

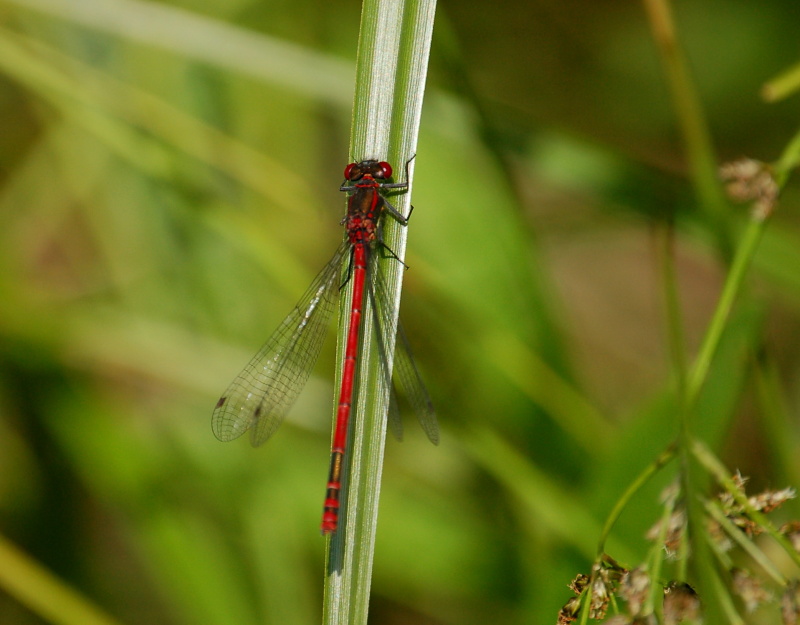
[641,0,732,257]
[322,0,437,623]
[0,534,124,625]
[685,217,765,405]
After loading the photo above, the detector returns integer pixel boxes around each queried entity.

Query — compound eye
[375,161,393,179]
[343,162,358,180]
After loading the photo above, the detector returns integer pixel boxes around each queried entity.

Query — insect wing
[393,322,439,445]
[364,259,404,442]
[370,252,440,445]
[212,243,348,446]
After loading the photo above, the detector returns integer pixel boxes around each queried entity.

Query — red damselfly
[212,159,439,535]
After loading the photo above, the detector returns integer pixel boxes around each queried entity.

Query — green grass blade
[6,0,353,102]
[0,533,125,625]
[323,0,437,623]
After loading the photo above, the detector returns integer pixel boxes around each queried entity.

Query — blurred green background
[1,0,800,623]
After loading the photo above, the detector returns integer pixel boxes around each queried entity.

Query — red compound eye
[343,162,358,180]
[375,161,393,179]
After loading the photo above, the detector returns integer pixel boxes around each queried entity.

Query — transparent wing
[393,322,439,445]
[365,257,405,442]
[370,252,440,445]
[212,242,348,446]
